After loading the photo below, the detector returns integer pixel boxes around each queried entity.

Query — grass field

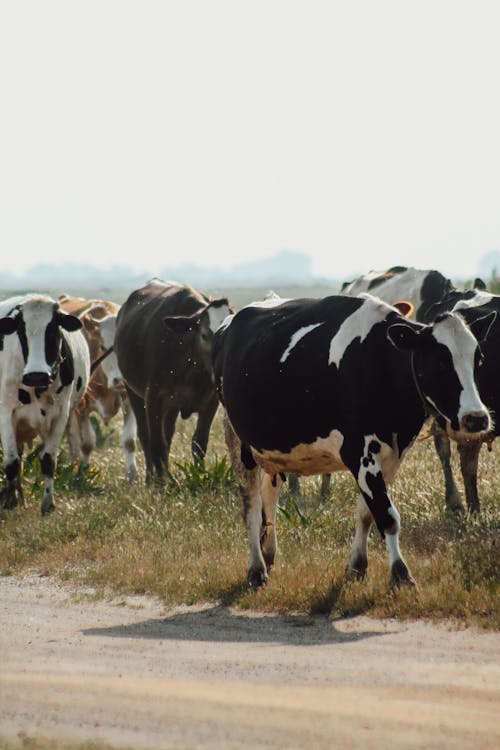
[0,409,498,630]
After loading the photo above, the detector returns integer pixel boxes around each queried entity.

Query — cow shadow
[82,599,386,647]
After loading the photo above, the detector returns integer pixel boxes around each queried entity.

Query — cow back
[115,279,226,409]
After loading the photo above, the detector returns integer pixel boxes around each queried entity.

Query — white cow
[58,295,138,480]
[0,294,90,513]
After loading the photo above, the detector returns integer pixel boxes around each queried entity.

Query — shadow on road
[83,604,387,646]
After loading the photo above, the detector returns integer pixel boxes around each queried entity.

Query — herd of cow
[0,266,498,589]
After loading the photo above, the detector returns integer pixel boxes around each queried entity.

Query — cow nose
[22,372,50,388]
[462,411,490,434]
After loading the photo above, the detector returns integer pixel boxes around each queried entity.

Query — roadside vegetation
[0,410,498,630]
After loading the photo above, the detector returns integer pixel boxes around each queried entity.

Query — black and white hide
[213,293,494,589]
[0,294,90,513]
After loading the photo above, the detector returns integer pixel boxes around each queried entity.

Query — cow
[58,295,138,480]
[421,288,500,513]
[0,294,90,514]
[114,279,231,482]
[212,293,494,589]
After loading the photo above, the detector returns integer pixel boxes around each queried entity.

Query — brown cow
[114,279,231,482]
[58,295,138,480]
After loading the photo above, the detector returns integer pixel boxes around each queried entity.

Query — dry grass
[0,412,498,629]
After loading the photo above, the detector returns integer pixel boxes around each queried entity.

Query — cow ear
[82,312,100,334]
[164,313,201,334]
[57,312,82,331]
[392,300,414,318]
[387,321,423,351]
[0,316,19,335]
[467,310,496,343]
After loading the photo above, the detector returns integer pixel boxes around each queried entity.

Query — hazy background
[1,1,500,293]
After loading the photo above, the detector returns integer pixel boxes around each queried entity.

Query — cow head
[83,312,122,390]
[163,298,232,368]
[0,296,81,389]
[387,311,495,440]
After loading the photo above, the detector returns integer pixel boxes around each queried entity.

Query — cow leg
[78,413,96,464]
[144,387,170,480]
[159,407,179,479]
[346,439,414,587]
[120,395,138,481]
[67,408,95,464]
[223,411,268,588]
[288,473,300,495]
[0,420,24,509]
[192,394,219,464]
[319,473,331,499]
[1,455,24,509]
[39,401,72,514]
[260,472,282,571]
[67,410,83,459]
[432,421,464,512]
[458,441,482,514]
[126,387,151,481]
[346,494,373,580]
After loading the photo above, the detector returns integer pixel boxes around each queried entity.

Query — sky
[1,1,499,282]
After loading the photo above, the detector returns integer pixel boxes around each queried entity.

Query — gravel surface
[1,573,499,749]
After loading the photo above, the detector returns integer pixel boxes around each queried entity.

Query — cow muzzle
[22,371,51,389]
[461,411,491,435]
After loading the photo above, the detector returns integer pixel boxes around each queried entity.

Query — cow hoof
[345,555,367,581]
[0,487,23,510]
[247,567,268,590]
[390,559,416,589]
[445,497,465,514]
[263,554,275,572]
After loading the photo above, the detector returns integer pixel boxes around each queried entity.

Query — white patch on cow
[342,268,434,320]
[217,313,234,332]
[432,315,488,425]
[21,298,55,377]
[452,291,494,311]
[252,428,346,476]
[280,323,324,363]
[248,297,291,309]
[328,295,393,368]
[356,434,401,498]
[98,314,122,388]
[207,303,232,334]
[385,518,402,567]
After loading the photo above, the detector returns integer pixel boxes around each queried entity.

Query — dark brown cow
[114,279,231,482]
[59,295,138,479]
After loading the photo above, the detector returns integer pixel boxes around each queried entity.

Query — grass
[0,412,498,629]
[0,737,131,750]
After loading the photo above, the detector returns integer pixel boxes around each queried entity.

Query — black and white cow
[341,266,456,322]
[421,289,500,513]
[213,293,494,588]
[114,279,231,482]
[0,294,90,513]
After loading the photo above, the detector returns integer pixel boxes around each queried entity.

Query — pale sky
[1,1,499,281]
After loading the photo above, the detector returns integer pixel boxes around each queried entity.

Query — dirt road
[1,574,499,749]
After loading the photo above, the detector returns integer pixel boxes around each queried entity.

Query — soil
[1,573,499,749]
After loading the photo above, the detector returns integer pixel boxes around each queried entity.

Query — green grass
[0,412,498,628]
